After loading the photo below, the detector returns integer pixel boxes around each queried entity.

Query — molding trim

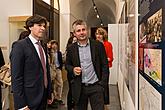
[8,16,30,22]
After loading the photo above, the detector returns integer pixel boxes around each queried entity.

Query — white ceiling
[70,0,116,27]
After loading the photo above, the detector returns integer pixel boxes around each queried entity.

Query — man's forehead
[75,25,86,29]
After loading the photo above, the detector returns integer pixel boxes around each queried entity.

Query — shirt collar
[29,34,39,44]
[77,39,90,47]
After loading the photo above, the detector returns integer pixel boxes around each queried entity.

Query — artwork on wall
[139,22,147,43]
[139,74,162,110]
[146,9,162,43]
[139,9,162,43]
[138,0,164,109]
[144,49,162,85]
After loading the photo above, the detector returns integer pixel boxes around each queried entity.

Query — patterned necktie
[36,41,48,88]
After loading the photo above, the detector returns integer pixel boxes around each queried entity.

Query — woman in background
[95,27,113,68]
[95,27,114,110]
[18,30,29,40]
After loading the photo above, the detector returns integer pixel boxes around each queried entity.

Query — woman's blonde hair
[95,27,108,41]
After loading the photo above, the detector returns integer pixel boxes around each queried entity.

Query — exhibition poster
[144,49,162,85]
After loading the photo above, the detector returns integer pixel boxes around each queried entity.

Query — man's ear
[73,32,76,37]
[29,27,32,31]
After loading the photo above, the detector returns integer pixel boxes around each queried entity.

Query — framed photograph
[146,9,162,43]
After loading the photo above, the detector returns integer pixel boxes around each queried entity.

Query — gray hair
[72,19,87,32]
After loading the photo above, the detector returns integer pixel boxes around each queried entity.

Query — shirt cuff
[18,106,28,110]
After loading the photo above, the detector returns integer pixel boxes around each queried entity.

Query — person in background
[0,47,5,110]
[95,27,113,68]
[46,40,51,59]
[66,32,77,49]
[66,33,77,110]
[46,40,59,109]
[62,32,77,64]
[50,40,64,105]
[10,15,52,110]
[95,27,113,110]
[65,19,109,110]
[18,30,30,40]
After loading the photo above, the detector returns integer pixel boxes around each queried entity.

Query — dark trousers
[37,88,47,110]
[75,84,104,110]
[67,74,75,110]
[0,85,2,110]
[67,88,75,110]
[67,80,75,110]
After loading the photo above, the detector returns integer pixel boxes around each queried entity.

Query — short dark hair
[50,40,58,46]
[50,40,59,50]
[25,14,47,32]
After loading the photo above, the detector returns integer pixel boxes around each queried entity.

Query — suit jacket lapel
[89,39,96,64]
[25,37,42,65]
[73,43,81,66]
[74,39,96,66]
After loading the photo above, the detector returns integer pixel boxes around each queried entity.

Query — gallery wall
[138,0,165,109]
[0,0,32,62]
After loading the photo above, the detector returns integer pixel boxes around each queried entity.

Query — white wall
[59,0,70,52]
[108,24,119,85]
[70,0,85,20]
[135,0,138,109]
[59,0,86,53]
[118,67,135,110]
[109,24,136,110]
[115,1,125,23]
[0,0,32,62]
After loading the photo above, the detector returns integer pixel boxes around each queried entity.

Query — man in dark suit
[65,19,109,110]
[10,15,52,110]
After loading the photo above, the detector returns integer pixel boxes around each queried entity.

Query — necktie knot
[36,41,41,46]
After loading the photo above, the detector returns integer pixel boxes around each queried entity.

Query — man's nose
[80,30,84,34]
[41,26,46,30]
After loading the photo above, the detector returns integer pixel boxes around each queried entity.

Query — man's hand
[47,99,53,105]
[24,107,30,110]
[73,67,82,75]
[21,106,30,110]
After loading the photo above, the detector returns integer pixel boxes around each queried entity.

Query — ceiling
[70,0,116,27]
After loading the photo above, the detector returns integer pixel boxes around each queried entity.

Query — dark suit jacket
[65,38,109,104]
[10,37,51,110]
[56,51,63,70]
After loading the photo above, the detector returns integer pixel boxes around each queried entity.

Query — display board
[144,49,162,85]
[139,74,162,110]
[138,0,165,109]
[119,0,137,104]
[128,12,136,105]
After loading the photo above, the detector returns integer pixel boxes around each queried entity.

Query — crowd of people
[0,15,113,110]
